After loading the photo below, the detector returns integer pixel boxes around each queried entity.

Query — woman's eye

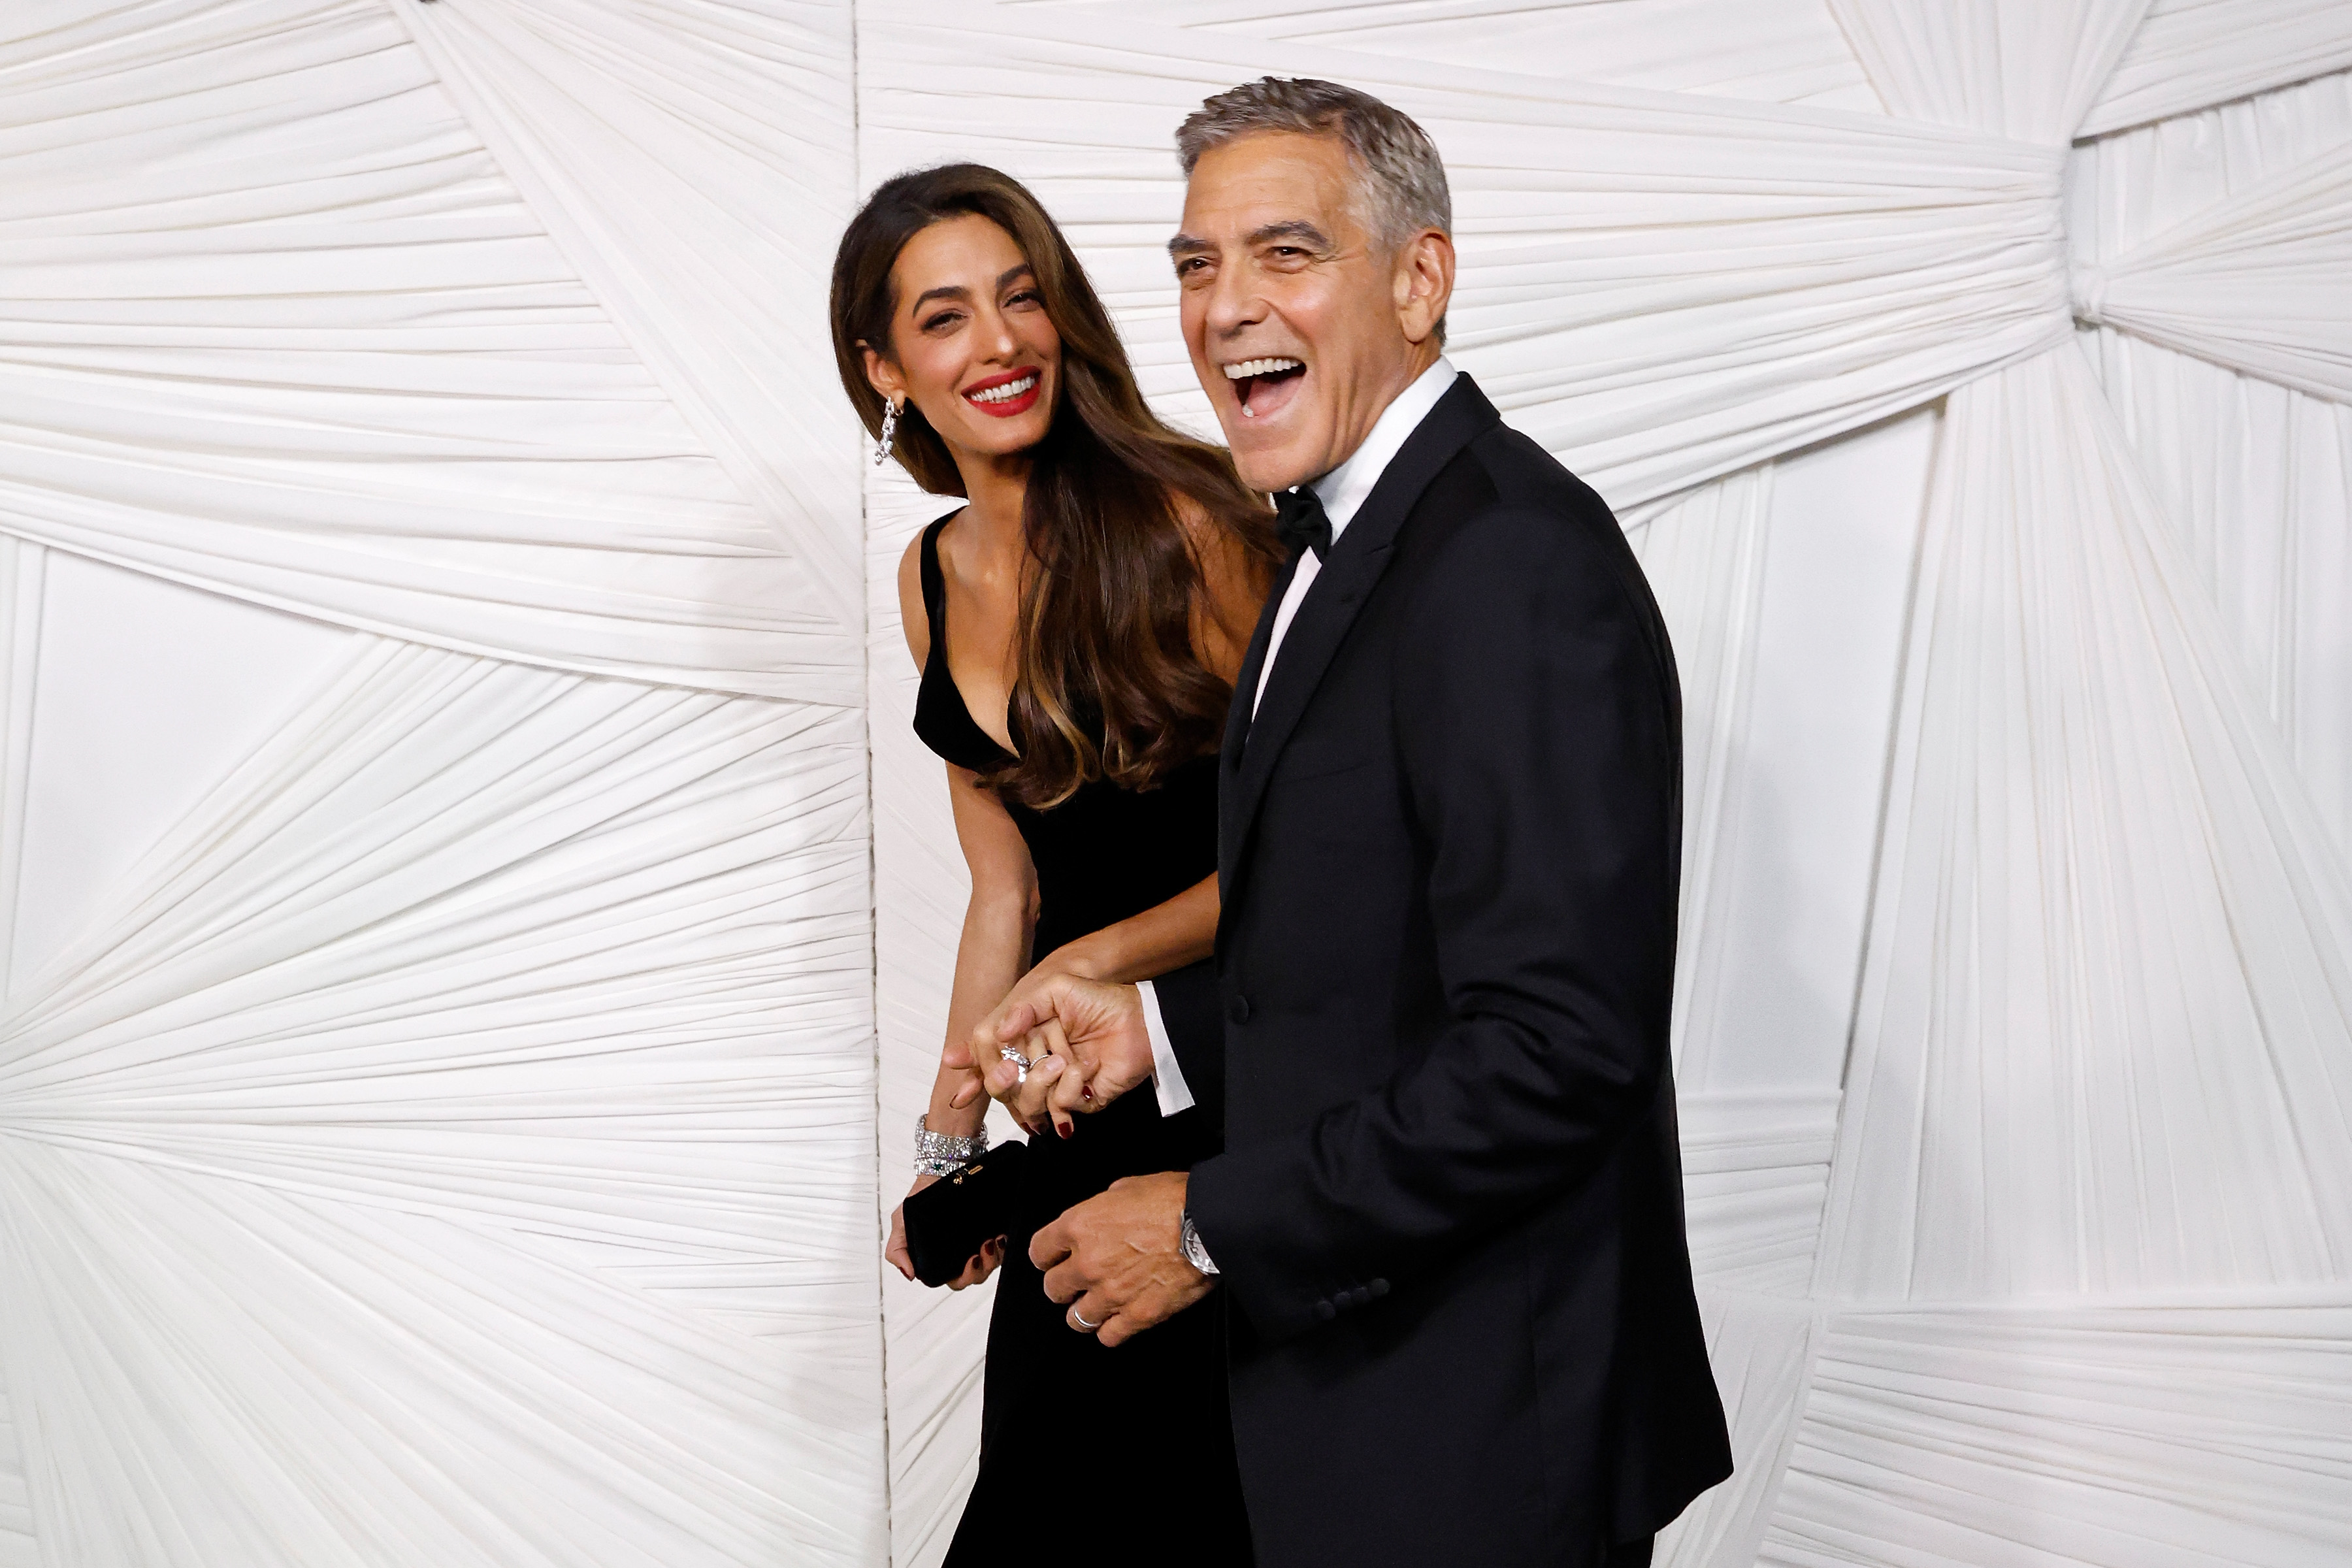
[1006,289,1042,308]
[921,311,961,333]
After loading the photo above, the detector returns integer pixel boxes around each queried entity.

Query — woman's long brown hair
[831,164,1278,808]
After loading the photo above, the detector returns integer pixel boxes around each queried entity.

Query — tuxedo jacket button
[1313,1299,1337,1322]
[1226,994,1252,1024]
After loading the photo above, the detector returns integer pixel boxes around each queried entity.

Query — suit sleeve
[1186,500,1680,1344]
[1145,959,1226,1134]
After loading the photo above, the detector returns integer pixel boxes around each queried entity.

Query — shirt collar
[1303,356,1458,544]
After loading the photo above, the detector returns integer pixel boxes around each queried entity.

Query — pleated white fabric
[0,635,885,1565]
[1767,1298,2352,1567]
[1057,0,1882,110]
[1816,346,2352,1301]
[2081,0,2352,137]
[1825,0,2155,142]
[0,0,853,700]
[1630,471,1776,1091]
[1659,1294,1820,1568]
[1678,1091,1844,1296]
[0,1350,28,1568]
[2082,138,2352,401]
[2076,67,2352,854]
[392,0,866,618]
[860,1,2074,512]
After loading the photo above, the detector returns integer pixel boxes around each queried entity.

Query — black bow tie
[1274,487,1332,563]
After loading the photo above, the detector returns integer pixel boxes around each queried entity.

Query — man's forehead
[1176,131,1354,238]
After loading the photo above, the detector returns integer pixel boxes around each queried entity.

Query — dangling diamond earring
[873,397,901,466]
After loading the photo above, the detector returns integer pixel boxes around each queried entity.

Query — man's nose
[1202,264,1264,339]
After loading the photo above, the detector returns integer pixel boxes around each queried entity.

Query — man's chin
[1226,433,1320,496]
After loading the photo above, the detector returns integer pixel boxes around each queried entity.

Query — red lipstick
[962,367,1043,419]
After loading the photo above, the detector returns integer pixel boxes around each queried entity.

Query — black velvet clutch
[904,1141,1032,1287]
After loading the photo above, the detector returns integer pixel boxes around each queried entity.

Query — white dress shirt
[1144,357,1458,1118]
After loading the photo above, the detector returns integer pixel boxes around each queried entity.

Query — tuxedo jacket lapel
[1217,376,1503,906]
[1218,549,1291,872]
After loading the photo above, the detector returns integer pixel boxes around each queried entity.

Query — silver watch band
[1179,1208,1218,1276]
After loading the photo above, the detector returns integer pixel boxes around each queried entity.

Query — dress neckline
[917,514,1019,771]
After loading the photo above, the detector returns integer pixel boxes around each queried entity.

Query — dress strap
[918,515,953,650]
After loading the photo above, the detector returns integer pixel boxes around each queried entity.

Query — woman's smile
[964,367,1042,417]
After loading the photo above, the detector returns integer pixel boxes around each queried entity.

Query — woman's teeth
[966,374,1037,404]
[1223,357,1303,380]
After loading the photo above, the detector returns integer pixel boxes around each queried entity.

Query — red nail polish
[1081,1085,1094,1101]
[1057,1121,1071,1139]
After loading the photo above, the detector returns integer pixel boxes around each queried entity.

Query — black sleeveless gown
[913,517,1253,1565]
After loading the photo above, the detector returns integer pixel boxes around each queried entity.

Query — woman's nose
[985,310,1020,359]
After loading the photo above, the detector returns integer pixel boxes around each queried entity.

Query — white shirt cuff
[1137,979,1196,1117]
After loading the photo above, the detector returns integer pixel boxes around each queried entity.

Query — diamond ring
[999,1043,1034,1082]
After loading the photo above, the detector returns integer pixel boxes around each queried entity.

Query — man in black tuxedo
[960,76,1731,1567]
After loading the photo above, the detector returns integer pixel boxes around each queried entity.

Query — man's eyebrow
[1166,221,1333,261]
[1247,220,1332,251]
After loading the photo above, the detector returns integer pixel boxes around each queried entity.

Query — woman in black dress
[830,166,1275,1563]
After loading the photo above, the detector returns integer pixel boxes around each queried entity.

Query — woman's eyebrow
[913,265,1032,312]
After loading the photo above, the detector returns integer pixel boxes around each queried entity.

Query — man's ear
[1393,229,1456,347]
[861,342,906,405]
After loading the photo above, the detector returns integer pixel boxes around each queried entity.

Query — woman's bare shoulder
[897,524,930,670]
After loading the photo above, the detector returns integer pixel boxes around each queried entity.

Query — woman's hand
[885,1172,1005,1290]
[953,947,1105,1135]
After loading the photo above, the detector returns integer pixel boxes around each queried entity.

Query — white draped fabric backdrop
[1,1,2347,1564]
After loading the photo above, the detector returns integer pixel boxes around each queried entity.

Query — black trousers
[1603,1538,1654,1568]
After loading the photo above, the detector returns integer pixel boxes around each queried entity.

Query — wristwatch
[1179,1207,1218,1276]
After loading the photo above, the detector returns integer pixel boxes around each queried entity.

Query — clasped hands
[941,974,1213,1346]
[945,970,1157,1135]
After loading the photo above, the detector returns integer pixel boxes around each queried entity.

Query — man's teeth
[967,374,1037,404]
[1222,357,1303,380]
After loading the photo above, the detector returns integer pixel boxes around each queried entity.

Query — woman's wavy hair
[831,164,1277,807]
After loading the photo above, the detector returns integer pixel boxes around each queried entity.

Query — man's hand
[943,973,1160,1134]
[1031,1171,1215,1347]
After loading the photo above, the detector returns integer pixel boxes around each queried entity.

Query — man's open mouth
[1223,357,1307,419]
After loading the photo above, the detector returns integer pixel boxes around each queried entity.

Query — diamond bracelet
[915,1113,986,1178]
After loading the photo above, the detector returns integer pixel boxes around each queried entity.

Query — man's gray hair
[1176,77,1451,251]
